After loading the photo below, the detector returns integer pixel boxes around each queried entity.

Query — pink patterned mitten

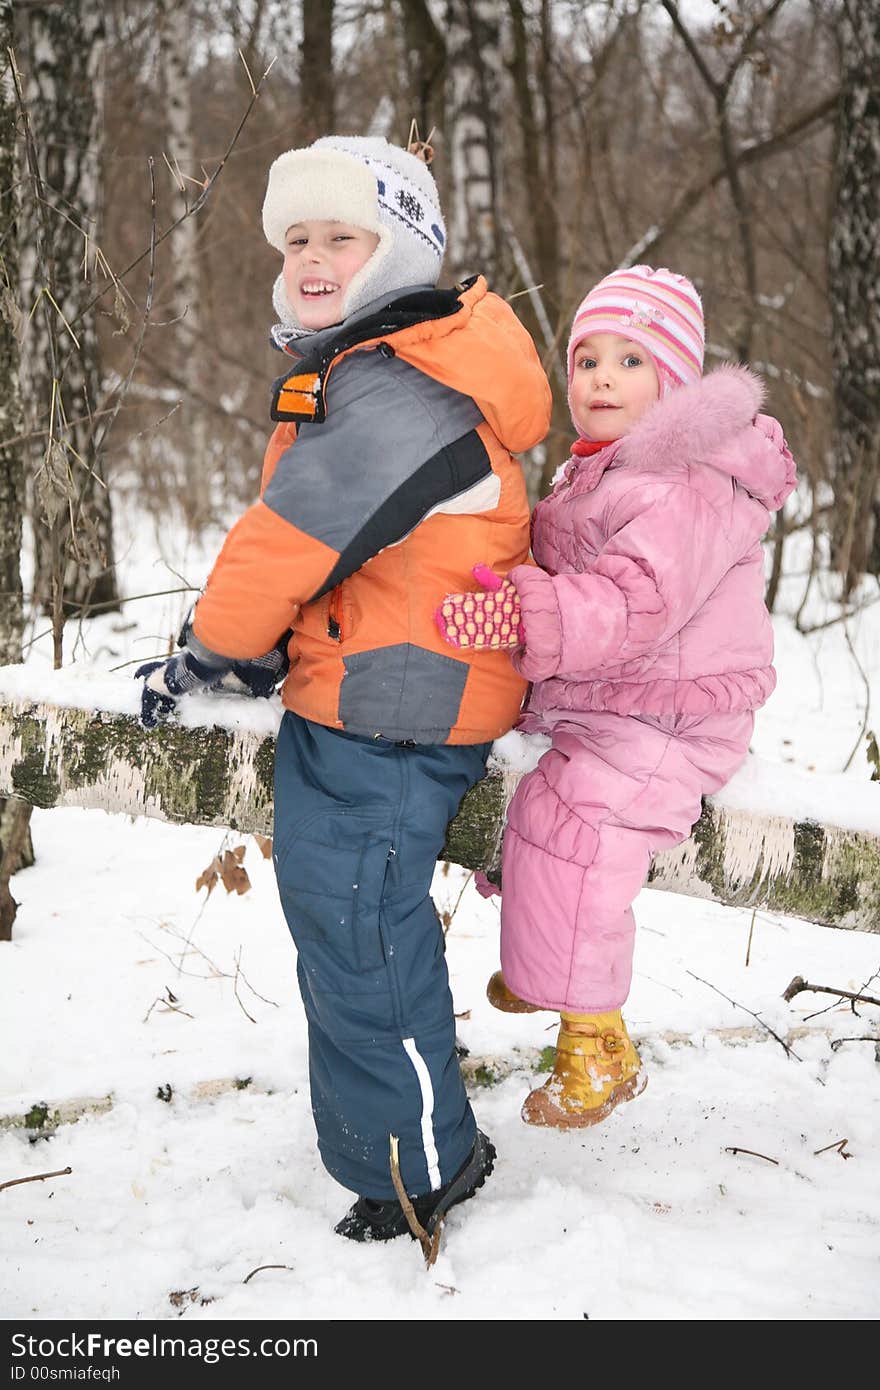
[435,563,524,650]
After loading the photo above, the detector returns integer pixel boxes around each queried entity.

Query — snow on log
[1,687,879,932]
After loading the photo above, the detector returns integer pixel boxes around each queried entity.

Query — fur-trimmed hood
[604,364,795,511]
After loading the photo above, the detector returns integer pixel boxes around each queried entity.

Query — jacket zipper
[327,585,343,641]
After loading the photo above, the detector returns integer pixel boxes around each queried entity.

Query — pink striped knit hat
[567,265,704,405]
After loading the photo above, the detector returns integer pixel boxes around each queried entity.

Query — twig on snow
[389,1134,442,1268]
[724,1148,779,1165]
[233,947,257,1024]
[242,1263,295,1284]
[686,970,801,1059]
[744,908,757,967]
[143,986,195,1023]
[0,1166,72,1193]
[783,976,880,1008]
[813,1138,852,1159]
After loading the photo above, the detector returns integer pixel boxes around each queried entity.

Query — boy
[137,136,551,1240]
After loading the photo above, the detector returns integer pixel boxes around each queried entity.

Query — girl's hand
[435,564,524,651]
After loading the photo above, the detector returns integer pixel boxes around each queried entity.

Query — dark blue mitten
[134,650,231,728]
[210,632,291,699]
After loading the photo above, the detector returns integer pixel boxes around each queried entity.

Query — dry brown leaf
[220,850,251,896]
[195,856,221,896]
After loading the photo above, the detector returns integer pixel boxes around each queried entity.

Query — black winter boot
[334,1130,496,1242]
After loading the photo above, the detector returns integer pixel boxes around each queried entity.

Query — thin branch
[719,0,788,101]
[687,970,801,1059]
[440,869,474,934]
[68,55,277,333]
[744,908,756,967]
[389,1133,441,1267]
[724,1147,779,1165]
[841,622,871,773]
[797,594,880,636]
[813,1138,852,1158]
[233,947,258,1024]
[0,1166,72,1193]
[621,85,836,268]
[242,1263,294,1284]
[661,1,721,96]
[782,976,880,1008]
[90,155,158,461]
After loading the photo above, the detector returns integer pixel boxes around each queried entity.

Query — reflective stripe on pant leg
[402,1037,441,1191]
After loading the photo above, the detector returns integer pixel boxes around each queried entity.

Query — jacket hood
[618,364,796,510]
[270,275,552,455]
[387,276,553,454]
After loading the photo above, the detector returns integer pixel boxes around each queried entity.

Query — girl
[437,265,796,1128]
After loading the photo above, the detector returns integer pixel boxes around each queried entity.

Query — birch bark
[445,0,505,285]
[157,0,212,527]
[1,692,877,934]
[16,0,119,618]
[828,0,880,592]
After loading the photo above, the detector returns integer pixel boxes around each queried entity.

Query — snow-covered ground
[2,488,878,1321]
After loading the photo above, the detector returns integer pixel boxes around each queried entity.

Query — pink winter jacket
[511,365,797,718]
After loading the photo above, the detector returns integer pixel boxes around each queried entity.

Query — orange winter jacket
[191,276,552,744]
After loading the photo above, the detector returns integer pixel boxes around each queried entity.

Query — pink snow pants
[500,710,754,1012]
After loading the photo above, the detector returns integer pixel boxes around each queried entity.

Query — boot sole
[335,1132,496,1242]
[521,1070,647,1129]
[486,975,544,1014]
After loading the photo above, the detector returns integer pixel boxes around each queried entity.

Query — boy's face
[569,333,660,440]
[282,219,380,330]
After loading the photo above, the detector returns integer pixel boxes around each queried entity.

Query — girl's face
[569,333,660,441]
[282,220,380,330]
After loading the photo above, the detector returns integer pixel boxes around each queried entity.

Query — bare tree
[0,9,33,939]
[14,0,119,622]
[660,0,787,362]
[301,0,335,141]
[828,0,880,593]
[445,0,505,284]
[396,0,446,138]
[0,18,23,666]
[157,0,212,526]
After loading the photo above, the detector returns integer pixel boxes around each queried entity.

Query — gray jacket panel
[263,352,484,559]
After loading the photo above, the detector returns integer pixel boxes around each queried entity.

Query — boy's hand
[209,632,291,699]
[435,564,524,651]
[134,650,230,728]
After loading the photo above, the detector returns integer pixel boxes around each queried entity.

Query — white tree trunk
[15,1,118,616]
[0,5,24,666]
[1,687,879,934]
[157,0,211,526]
[445,0,505,283]
[828,0,880,589]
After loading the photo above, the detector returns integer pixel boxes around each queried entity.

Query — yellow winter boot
[521,1010,646,1128]
[486,970,543,1014]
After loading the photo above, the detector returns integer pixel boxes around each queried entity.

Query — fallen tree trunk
[1,689,879,932]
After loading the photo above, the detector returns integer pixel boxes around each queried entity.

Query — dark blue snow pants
[273,711,491,1201]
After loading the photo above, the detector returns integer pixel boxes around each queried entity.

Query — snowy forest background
[5,0,879,932]
[1,0,879,1322]
[3,0,876,656]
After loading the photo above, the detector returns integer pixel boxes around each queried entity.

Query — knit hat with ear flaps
[262,135,446,330]
[567,265,705,403]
